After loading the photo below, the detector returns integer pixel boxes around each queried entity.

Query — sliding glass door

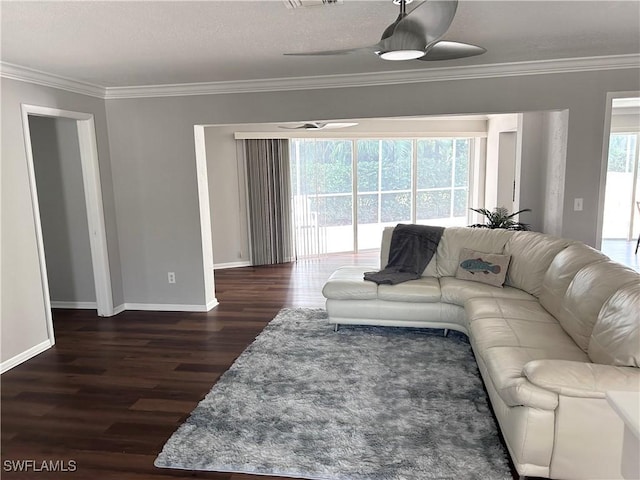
[290,140,354,256]
[356,139,412,249]
[416,138,470,226]
[290,137,474,256]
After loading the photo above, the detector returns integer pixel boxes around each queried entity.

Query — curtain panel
[244,139,293,265]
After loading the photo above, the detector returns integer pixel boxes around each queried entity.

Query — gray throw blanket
[364,224,444,285]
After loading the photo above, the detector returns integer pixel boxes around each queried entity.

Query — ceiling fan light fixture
[378,49,425,61]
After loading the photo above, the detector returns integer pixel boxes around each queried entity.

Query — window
[290,137,476,256]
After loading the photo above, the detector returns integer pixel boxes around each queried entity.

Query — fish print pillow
[455,248,511,287]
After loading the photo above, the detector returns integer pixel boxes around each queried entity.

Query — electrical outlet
[168,272,176,284]
[574,198,583,211]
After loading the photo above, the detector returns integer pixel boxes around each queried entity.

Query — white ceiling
[1,0,639,88]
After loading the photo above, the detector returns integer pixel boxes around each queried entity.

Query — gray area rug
[155,308,511,480]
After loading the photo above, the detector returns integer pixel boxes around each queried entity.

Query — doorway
[29,115,97,309]
[21,105,114,345]
[598,95,640,268]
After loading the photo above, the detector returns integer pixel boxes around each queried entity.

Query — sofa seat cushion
[468,297,590,410]
[378,277,441,303]
[322,266,379,300]
[469,312,586,354]
[440,276,534,307]
[466,297,554,324]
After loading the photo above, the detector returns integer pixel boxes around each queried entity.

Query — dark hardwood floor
[1,251,522,480]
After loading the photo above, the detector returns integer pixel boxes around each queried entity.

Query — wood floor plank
[1,252,524,479]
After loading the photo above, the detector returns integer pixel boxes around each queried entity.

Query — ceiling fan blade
[278,121,358,130]
[284,46,374,56]
[399,0,458,45]
[279,122,325,129]
[418,40,486,61]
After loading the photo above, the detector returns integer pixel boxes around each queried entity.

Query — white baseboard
[112,304,126,315]
[214,261,252,270]
[80,302,216,315]
[1,339,52,374]
[50,301,97,309]
[122,303,215,312]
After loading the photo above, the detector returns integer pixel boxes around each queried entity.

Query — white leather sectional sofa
[322,226,640,479]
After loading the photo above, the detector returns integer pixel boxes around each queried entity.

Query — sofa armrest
[523,360,640,399]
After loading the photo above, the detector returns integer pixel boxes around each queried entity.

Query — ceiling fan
[285,0,485,61]
[279,122,359,130]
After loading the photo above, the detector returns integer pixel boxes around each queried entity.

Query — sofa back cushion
[504,231,572,297]
[589,282,640,367]
[559,261,639,352]
[539,243,609,321]
[436,227,514,277]
[380,226,438,276]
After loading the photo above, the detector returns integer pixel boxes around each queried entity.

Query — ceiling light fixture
[378,49,425,61]
[286,0,486,63]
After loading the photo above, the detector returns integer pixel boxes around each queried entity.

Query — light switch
[574,198,583,211]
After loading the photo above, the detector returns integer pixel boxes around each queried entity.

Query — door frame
[596,91,640,249]
[21,104,114,344]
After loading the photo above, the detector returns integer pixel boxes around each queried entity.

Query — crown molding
[2,54,639,101]
[0,62,106,98]
[104,54,640,99]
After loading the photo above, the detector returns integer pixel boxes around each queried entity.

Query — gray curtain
[244,139,293,265]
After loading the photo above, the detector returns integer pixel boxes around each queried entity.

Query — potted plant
[469,207,532,231]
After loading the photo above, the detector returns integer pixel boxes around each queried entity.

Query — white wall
[29,116,96,303]
[1,78,122,366]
